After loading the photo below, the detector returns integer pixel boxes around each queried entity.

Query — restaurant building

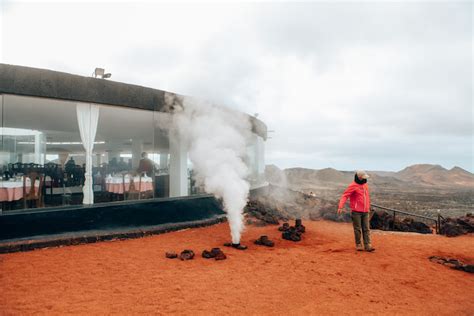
[0,64,267,243]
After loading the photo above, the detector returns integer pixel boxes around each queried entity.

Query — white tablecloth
[105,175,153,194]
[0,178,40,202]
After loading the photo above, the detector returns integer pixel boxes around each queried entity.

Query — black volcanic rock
[179,250,195,260]
[280,219,305,242]
[202,248,226,260]
[278,222,290,231]
[440,214,474,237]
[429,256,474,274]
[370,210,432,234]
[254,235,275,247]
[165,252,178,259]
[244,199,284,225]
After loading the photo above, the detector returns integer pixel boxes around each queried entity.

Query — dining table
[0,178,39,202]
[105,174,153,194]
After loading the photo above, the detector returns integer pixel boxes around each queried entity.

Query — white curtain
[76,103,100,204]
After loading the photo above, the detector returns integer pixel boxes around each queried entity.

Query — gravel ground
[1,220,473,315]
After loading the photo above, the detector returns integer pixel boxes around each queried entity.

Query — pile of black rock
[370,210,432,234]
[166,249,195,260]
[254,235,275,247]
[202,248,227,260]
[244,199,286,226]
[165,251,178,259]
[429,256,474,273]
[322,211,351,223]
[279,219,306,242]
[440,214,474,237]
[166,248,227,261]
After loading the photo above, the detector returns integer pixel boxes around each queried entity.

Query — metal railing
[371,203,442,234]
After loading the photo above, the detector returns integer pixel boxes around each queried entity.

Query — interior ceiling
[2,94,170,153]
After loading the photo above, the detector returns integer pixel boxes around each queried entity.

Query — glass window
[153,112,171,198]
[94,105,155,203]
[246,134,266,188]
[0,93,226,213]
[1,95,85,211]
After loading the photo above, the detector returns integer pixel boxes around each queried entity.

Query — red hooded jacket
[338,182,371,213]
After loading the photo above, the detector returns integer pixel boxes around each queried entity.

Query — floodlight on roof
[92,68,112,79]
[94,68,105,78]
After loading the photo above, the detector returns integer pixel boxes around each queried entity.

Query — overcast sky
[1,1,472,172]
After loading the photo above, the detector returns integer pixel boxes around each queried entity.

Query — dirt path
[1,220,473,315]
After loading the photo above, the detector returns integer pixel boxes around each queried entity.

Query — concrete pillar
[256,136,265,176]
[94,153,101,168]
[58,153,68,167]
[131,141,143,170]
[99,153,108,166]
[160,152,169,170]
[169,137,188,197]
[107,150,120,161]
[106,150,120,174]
[34,132,45,165]
[3,138,16,164]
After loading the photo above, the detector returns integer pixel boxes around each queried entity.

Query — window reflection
[94,105,157,202]
[1,95,85,211]
[0,93,266,212]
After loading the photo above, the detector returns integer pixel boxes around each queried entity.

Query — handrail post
[437,212,441,234]
[372,204,439,233]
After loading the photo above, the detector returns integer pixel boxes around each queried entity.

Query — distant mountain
[265,164,287,186]
[447,166,474,186]
[395,164,474,187]
[285,167,350,184]
[265,164,474,191]
[370,171,397,177]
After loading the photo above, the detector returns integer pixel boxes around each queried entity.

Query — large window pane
[246,135,266,188]
[1,95,85,211]
[94,105,155,203]
[153,112,172,198]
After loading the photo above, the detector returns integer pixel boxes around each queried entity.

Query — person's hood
[354,173,367,185]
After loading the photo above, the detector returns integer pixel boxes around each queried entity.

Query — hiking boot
[364,245,375,252]
[356,244,364,251]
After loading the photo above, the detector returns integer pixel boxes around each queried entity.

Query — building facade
[0,64,267,213]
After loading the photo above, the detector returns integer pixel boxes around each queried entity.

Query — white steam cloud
[169,95,252,244]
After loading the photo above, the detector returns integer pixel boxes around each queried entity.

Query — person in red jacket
[337,170,375,252]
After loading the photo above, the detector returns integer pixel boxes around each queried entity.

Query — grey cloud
[3,2,472,172]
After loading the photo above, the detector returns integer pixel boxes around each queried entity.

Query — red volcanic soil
[1,221,473,315]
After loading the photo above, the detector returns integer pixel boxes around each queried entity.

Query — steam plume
[169,94,252,244]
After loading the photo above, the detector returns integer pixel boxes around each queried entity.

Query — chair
[25,163,36,174]
[125,173,142,200]
[44,163,60,201]
[23,172,44,209]
[11,162,24,174]
[139,171,155,199]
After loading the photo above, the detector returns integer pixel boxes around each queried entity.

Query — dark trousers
[351,211,371,246]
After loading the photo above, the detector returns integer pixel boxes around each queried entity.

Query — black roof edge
[0,63,267,140]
